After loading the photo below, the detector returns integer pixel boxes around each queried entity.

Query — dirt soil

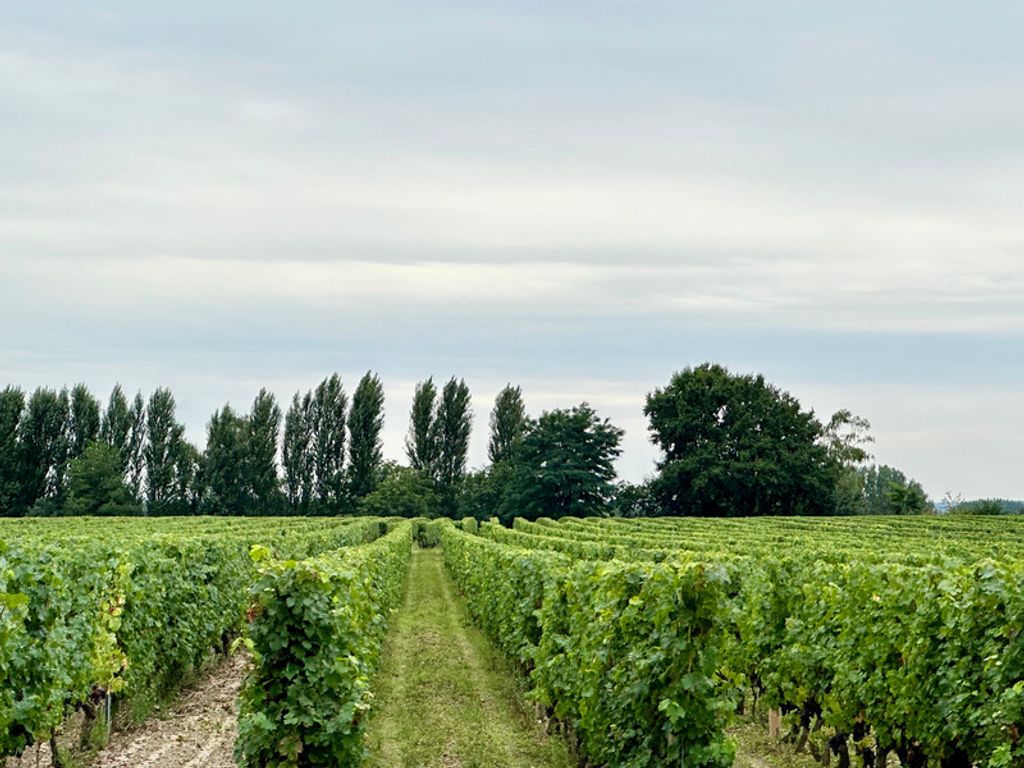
[6,653,247,768]
[92,653,246,768]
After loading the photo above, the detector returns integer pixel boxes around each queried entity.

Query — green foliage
[413,518,443,547]
[954,498,1016,515]
[144,388,187,513]
[359,466,441,519]
[100,385,136,488]
[248,390,285,515]
[404,377,437,472]
[861,464,930,515]
[236,523,411,767]
[283,391,315,513]
[500,403,623,522]
[64,441,141,516]
[432,378,472,504]
[125,392,146,499]
[442,523,736,768]
[645,363,834,516]
[471,514,1024,768]
[68,384,101,461]
[487,384,526,465]
[348,372,385,500]
[0,387,25,515]
[310,376,347,512]
[610,480,663,518]
[454,465,509,521]
[204,405,249,515]
[19,387,70,510]
[0,517,378,758]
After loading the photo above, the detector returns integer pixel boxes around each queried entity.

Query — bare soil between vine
[6,653,246,768]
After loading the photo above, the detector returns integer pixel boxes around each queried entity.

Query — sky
[2,2,1023,500]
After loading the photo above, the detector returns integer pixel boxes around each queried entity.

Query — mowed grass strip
[363,547,574,768]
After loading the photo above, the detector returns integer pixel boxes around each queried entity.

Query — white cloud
[2,5,1023,500]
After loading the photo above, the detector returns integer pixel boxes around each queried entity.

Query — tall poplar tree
[101,385,132,468]
[283,391,314,513]
[488,384,526,464]
[19,387,70,510]
[69,384,101,460]
[204,404,248,515]
[126,392,147,499]
[173,439,203,515]
[145,388,185,513]
[433,378,472,495]
[311,375,348,511]
[405,377,437,472]
[347,371,384,500]
[0,387,25,514]
[248,389,283,514]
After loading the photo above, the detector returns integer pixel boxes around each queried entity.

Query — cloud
[1,3,1023,501]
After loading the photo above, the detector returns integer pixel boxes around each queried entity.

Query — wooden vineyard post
[768,709,782,739]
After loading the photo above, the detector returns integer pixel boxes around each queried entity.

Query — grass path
[363,547,574,768]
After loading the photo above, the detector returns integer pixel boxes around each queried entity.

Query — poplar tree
[125,392,147,499]
[405,377,437,472]
[488,384,526,464]
[19,387,70,509]
[101,385,132,468]
[311,375,348,511]
[69,384,101,460]
[347,372,384,500]
[433,377,472,494]
[173,439,203,515]
[283,391,314,513]
[0,387,25,514]
[145,388,185,513]
[204,404,248,515]
[248,389,283,514]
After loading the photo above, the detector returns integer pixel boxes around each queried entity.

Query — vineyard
[1,515,1022,767]
[453,516,1024,768]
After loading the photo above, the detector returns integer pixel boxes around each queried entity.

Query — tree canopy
[645,363,834,516]
[499,403,623,522]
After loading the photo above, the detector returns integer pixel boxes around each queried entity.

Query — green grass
[363,547,574,768]
[730,719,825,768]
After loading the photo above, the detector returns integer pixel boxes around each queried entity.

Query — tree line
[0,363,939,518]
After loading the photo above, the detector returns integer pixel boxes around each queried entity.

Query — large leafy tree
[0,387,25,514]
[487,384,526,464]
[347,372,385,500]
[359,464,441,519]
[433,378,472,498]
[645,363,833,517]
[405,377,438,472]
[64,441,140,516]
[248,389,283,515]
[311,375,347,512]
[501,403,623,522]
[457,462,515,521]
[283,391,315,513]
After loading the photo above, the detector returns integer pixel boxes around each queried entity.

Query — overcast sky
[2,2,1022,500]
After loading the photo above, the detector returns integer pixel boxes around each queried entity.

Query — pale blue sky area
[2,3,1022,498]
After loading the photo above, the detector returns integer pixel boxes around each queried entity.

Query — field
[1,515,1022,768]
